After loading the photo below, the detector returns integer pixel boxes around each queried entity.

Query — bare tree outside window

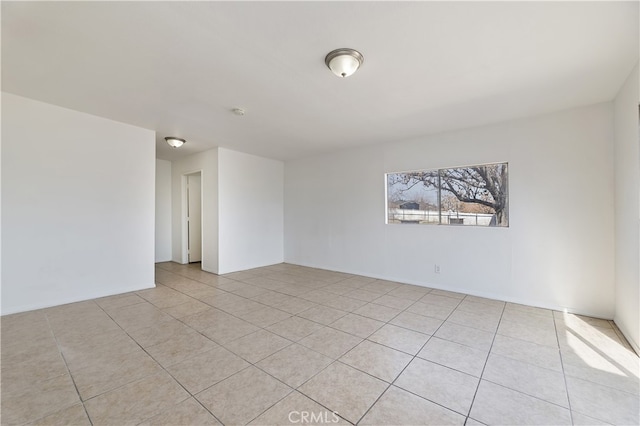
[386,162,509,227]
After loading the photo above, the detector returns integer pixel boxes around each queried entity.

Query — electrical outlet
[434,264,441,274]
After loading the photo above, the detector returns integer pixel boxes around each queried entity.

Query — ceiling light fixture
[325,48,364,78]
[165,137,186,148]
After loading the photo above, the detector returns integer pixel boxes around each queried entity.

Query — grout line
[553,312,575,425]
[354,293,467,424]
[92,300,227,425]
[463,299,505,420]
[43,313,95,426]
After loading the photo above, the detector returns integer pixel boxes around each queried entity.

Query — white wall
[613,63,639,353]
[171,149,218,273]
[1,93,156,315]
[218,148,284,274]
[285,103,615,318]
[155,159,172,262]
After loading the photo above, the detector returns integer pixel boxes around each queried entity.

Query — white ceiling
[2,2,638,161]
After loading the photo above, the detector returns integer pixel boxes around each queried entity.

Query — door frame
[181,170,203,265]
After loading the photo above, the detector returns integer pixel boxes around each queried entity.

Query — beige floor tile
[1,352,69,394]
[109,302,174,331]
[344,288,384,302]
[566,376,640,425]
[180,307,233,331]
[497,320,558,348]
[464,417,487,425]
[127,320,195,348]
[1,374,80,425]
[230,284,270,299]
[299,326,362,359]
[145,330,218,367]
[406,301,456,320]
[257,343,332,387]
[353,303,401,322]
[27,403,91,426]
[200,292,246,309]
[360,385,465,425]
[200,314,260,344]
[372,294,414,310]
[1,310,48,329]
[187,286,231,301]
[395,358,479,415]
[386,286,429,301]
[390,311,443,335]
[504,302,553,317]
[339,340,412,382]
[557,324,626,353]
[236,305,292,327]
[457,298,504,314]
[50,314,122,340]
[299,290,336,304]
[60,331,141,373]
[96,293,146,311]
[274,297,318,314]
[341,275,377,285]
[298,305,348,325]
[417,337,488,377]
[571,412,613,425]
[196,366,292,425]
[250,290,292,306]
[363,280,402,294]
[368,323,430,355]
[138,397,221,426]
[71,348,163,400]
[420,293,464,307]
[4,263,637,426]
[224,329,293,363]
[137,287,194,309]
[84,372,190,426]
[298,362,388,424]
[1,330,59,364]
[447,309,501,333]
[266,316,324,341]
[218,298,266,316]
[243,276,290,291]
[45,301,104,321]
[469,380,571,425]
[483,353,569,407]
[323,283,359,295]
[501,309,556,329]
[491,334,563,372]
[554,311,613,330]
[434,322,495,351]
[430,289,466,299]
[161,299,211,318]
[249,391,350,425]
[2,322,54,347]
[167,346,250,394]
[560,331,640,378]
[330,313,384,338]
[322,296,368,312]
[562,357,639,395]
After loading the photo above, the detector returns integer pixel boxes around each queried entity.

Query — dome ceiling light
[325,48,364,78]
[165,137,186,148]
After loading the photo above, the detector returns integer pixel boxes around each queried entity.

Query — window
[386,162,509,227]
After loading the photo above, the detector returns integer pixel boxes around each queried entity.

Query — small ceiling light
[165,137,186,148]
[325,48,364,78]
[232,108,245,116]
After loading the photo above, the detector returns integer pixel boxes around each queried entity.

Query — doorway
[186,172,202,263]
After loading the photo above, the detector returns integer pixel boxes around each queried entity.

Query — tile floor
[1,262,639,425]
